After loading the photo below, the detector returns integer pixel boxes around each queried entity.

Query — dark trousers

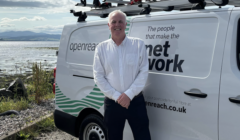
[104,93,151,140]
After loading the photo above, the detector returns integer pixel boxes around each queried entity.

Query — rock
[0,89,14,101]
[7,78,27,99]
[50,103,55,108]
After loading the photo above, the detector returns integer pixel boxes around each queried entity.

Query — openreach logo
[69,43,98,52]
[146,41,184,73]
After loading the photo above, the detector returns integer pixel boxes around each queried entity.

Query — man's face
[108,13,127,38]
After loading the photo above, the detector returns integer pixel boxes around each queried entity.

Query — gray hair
[108,10,127,24]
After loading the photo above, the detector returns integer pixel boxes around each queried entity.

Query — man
[93,10,151,140]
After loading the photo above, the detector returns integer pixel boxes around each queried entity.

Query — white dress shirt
[93,36,149,101]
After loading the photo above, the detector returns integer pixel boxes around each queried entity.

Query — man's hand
[117,93,131,109]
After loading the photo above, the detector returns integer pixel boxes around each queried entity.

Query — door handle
[184,91,207,98]
[229,97,240,104]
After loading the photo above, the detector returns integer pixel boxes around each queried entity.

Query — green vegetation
[17,115,56,140]
[0,91,55,114]
[0,97,29,113]
[17,131,30,140]
[0,62,54,114]
[0,62,56,139]
[31,62,53,104]
[37,115,56,132]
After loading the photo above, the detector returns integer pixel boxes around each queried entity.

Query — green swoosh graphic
[55,83,105,117]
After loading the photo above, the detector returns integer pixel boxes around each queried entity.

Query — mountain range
[0,31,61,41]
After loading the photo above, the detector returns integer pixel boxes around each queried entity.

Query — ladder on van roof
[71,0,239,21]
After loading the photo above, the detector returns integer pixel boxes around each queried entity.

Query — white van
[54,1,240,139]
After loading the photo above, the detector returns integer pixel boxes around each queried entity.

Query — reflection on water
[0,41,59,76]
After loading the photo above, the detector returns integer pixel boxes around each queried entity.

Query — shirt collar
[111,35,128,47]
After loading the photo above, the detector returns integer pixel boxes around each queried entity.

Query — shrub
[32,62,53,104]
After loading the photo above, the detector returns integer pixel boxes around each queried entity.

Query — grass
[37,115,56,132]
[0,97,30,113]
[17,115,56,140]
[0,91,55,114]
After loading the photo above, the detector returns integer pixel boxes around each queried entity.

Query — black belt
[133,92,143,100]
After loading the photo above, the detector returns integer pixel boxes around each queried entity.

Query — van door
[130,11,230,140]
[55,23,110,117]
[219,8,240,140]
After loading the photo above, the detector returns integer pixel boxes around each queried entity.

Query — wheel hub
[83,123,106,140]
[89,132,100,140]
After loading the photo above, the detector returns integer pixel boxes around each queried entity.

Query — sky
[0,0,102,34]
[0,0,234,35]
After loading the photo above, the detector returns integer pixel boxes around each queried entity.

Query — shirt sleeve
[124,40,149,100]
[93,44,121,101]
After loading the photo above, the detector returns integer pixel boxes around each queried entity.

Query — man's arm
[124,41,149,100]
[93,45,121,101]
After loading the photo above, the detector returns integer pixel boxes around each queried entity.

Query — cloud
[39,6,91,14]
[0,0,91,13]
[0,0,55,8]
[0,24,64,34]
[0,24,15,27]
[0,16,46,23]
[0,0,76,8]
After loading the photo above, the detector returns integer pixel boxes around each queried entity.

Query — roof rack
[71,0,239,22]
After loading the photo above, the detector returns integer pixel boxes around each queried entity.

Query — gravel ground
[0,99,55,137]
[34,129,78,140]
[0,98,80,140]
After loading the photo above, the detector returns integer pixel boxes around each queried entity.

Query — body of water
[0,41,59,76]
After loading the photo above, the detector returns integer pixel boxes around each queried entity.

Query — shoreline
[0,69,54,89]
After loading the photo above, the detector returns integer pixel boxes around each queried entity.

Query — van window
[237,18,240,70]
[66,25,110,65]
[130,17,218,78]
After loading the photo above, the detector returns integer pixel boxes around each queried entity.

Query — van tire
[79,114,107,140]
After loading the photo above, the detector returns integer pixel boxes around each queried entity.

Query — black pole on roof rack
[165,6,174,11]
[100,14,109,18]
[70,10,87,22]
[81,0,86,6]
[188,0,204,3]
[192,0,206,9]
[138,4,152,15]
[210,0,228,6]
[180,0,206,10]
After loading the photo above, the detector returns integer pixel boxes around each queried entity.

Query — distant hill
[0,31,61,41]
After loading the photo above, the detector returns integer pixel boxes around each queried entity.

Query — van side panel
[129,11,230,140]
[219,8,240,140]
[56,24,110,118]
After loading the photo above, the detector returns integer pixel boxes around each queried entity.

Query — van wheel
[79,114,107,140]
